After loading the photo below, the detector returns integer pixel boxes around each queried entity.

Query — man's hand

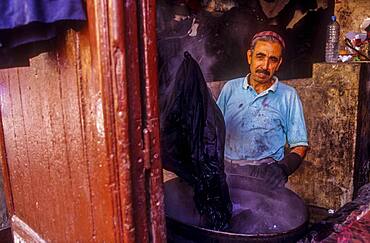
[264,163,288,188]
[264,146,308,188]
[278,146,308,176]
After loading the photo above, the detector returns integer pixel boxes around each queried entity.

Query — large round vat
[165,177,308,243]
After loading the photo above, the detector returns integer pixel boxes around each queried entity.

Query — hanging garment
[0,0,86,68]
[0,1,85,28]
[160,51,232,230]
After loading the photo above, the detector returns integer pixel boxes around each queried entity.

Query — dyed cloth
[302,183,370,242]
[322,208,370,243]
[0,0,86,67]
[159,52,232,230]
[217,75,308,162]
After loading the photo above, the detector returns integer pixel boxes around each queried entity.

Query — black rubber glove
[278,152,303,176]
[263,153,303,188]
[264,163,288,188]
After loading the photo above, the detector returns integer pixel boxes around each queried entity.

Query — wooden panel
[0,20,117,243]
[0,32,99,242]
[0,0,166,241]
[0,70,15,216]
[0,71,14,230]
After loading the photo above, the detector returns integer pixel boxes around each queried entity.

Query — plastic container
[325,16,340,63]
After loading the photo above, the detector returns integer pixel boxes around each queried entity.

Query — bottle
[325,16,340,63]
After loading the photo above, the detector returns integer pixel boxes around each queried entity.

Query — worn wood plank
[8,68,35,227]
[27,52,69,242]
[124,0,149,242]
[54,42,77,242]
[0,70,15,216]
[108,0,137,242]
[83,2,118,240]
[57,30,95,242]
[2,69,25,220]
[33,54,61,242]
[75,27,98,242]
[17,59,51,238]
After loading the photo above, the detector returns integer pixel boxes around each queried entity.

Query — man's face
[247,40,283,84]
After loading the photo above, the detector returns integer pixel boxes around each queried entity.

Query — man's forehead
[254,40,283,49]
[253,40,283,56]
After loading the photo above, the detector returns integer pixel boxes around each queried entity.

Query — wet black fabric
[160,52,232,230]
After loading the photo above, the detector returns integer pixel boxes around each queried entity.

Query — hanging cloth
[160,51,232,230]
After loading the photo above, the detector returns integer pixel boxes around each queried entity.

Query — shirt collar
[242,74,279,93]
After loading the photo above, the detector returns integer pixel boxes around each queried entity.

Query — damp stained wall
[284,63,369,210]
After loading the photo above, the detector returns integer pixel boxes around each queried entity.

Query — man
[217,31,308,188]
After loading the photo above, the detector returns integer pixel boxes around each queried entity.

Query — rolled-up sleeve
[216,83,229,116]
[286,91,309,148]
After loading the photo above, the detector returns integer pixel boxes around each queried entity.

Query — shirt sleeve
[286,90,309,147]
[216,82,229,116]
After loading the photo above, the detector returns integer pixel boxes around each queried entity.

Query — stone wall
[284,63,362,210]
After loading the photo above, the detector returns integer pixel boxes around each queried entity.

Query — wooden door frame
[88,0,166,241]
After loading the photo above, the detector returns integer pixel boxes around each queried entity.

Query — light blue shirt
[216,75,308,161]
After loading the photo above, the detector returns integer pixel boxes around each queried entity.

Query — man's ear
[247,50,252,64]
[276,57,283,71]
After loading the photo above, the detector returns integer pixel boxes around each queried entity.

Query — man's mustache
[256,69,270,76]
